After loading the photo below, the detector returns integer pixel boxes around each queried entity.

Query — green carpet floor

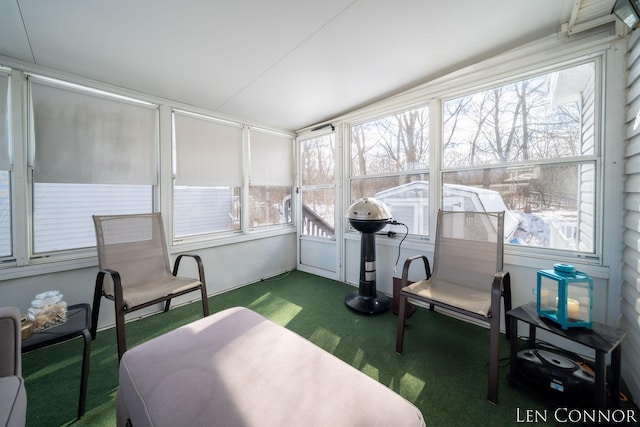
[21,270,638,426]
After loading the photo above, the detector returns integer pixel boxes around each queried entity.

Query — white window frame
[438,57,602,260]
[247,127,295,231]
[172,109,244,241]
[337,37,616,267]
[0,67,12,260]
[26,74,159,260]
[347,103,431,236]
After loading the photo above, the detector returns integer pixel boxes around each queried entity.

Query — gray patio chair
[396,209,512,404]
[90,213,209,361]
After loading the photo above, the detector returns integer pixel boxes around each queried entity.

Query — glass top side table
[22,303,92,419]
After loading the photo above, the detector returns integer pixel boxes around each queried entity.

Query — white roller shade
[250,129,293,186]
[174,111,243,187]
[0,71,9,170]
[30,77,158,185]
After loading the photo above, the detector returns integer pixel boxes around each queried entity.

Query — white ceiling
[0,0,617,131]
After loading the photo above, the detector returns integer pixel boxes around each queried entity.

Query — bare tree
[359,107,429,173]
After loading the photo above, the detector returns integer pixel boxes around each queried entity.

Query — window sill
[0,256,97,281]
[504,250,609,279]
[171,225,296,253]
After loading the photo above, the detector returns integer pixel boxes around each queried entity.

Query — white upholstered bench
[117,306,425,427]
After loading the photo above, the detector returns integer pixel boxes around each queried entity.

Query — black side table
[22,303,92,419]
[507,302,625,410]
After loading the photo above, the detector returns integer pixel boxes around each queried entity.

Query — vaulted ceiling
[0,0,617,131]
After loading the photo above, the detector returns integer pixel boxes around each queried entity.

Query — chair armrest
[490,271,506,299]
[491,271,511,337]
[490,271,511,309]
[173,254,206,285]
[97,269,123,296]
[401,255,431,287]
[0,306,21,377]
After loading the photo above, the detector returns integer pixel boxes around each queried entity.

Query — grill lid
[346,197,391,221]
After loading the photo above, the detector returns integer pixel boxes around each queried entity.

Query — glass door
[297,131,339,279]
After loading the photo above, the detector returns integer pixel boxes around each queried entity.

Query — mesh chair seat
[116,275,202,309]
[404,278,492,317]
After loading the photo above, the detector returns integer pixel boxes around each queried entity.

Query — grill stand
[345,231,390,314]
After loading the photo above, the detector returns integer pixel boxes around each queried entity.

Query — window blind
[250,128,293,186]
[29,76,158,185]
[173,111,243,187]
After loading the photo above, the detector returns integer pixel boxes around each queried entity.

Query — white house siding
[32,183,152,252]
[174,186,236,237]
[622,29,640,405]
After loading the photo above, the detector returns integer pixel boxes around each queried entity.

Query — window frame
[171,109,244,241]
[170,111,295,248]
[25,74,159,260]
[0,68,12,261]
[439,57,603,260]
[247,127,295,231]
[345,53,605,262]
[347,103,431,236]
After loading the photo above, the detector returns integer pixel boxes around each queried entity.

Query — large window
[249,129,293,228]
[442,62,596,253]
[350,105,429,235]
[173,115,293,237]
[29,76,156,253]
[173,111,242,238]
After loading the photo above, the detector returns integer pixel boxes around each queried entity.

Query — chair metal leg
[396,294,407,354]
[201,285,210,316]
[502,272,512,339]
[78,328,91,418]
[108,271,128,362]
[90,273,104,340]
[487,273,504,404]
[487,311,500,404]
[116,308,127,362]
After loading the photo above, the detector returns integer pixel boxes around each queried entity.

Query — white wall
[0,233,296,330]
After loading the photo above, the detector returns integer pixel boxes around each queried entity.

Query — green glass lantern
[536,263,592,330]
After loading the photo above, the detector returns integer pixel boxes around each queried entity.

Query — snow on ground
[510,210,577,250]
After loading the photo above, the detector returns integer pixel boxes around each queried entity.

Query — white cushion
[117,307,425,427]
